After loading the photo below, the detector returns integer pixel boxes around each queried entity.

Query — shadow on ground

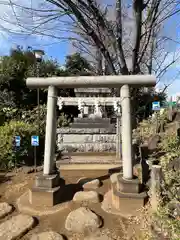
[77,166,123,186]
[59,183,83,203]
[57,167,122,203]
[0,173,11,185]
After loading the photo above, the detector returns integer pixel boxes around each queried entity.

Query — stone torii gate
[26,75,156,212]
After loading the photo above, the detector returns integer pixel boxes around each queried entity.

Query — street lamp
[33,49,45,171]
[34,49,45,63]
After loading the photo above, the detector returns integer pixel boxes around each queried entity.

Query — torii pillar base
[112,175,148,216]
[29,173,65,207]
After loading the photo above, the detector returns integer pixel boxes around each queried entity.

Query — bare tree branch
[62,0,117,74]
[132,0,143,74]
[0,0,179,89]
[115,0,128,74]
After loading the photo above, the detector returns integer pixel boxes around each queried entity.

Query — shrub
[21,104,47,134]
[57,112,71,127]
[153,205,180,240]
[0,107,19,126]
[0,104,71,170]
[0,120,44,170]
[159,133,180,153]
[21,104,71,130]
[0,111,5,126]
[154,133,180,239]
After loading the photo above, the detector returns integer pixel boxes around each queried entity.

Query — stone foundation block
[29,186,62,207]
[117,176,142,194]
[35,174,62,188]
[29,173,65,207]
[111,177,148,215]
[112,190,148,214]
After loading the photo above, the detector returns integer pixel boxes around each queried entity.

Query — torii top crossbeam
[26,75,156,88]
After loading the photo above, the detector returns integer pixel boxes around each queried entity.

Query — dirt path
[0,169,138,240]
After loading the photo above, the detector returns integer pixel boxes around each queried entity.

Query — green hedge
[0,120,44,170]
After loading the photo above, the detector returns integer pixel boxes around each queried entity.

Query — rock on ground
[168,200,180,219]
[0,202,13,218]
[65,207,102,233]
[168,157,180,170]
[0,214,35,240]
[77,177,93,185]
[30,231,64,240]
[133,164,141,177]
[73,191,100,203]
[148,135,160,150]
[110,173,122,185]
[83,179,101,189]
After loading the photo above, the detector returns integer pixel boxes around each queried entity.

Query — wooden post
[155,112,159,133]
[168,96,173,122]
[151,165,162,212]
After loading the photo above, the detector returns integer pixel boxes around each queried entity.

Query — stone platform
[17,191,69,216]
[58,155,121,165]
[57,127,118,153]
[71,117,113,128]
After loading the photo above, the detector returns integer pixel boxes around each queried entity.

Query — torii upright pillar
[26,75,156,210]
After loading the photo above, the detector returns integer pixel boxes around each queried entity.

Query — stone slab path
[30,231,64,240]
[0,208,34,240]
[0,201,122,240]
[0,202,13,218]
[73,191,100,203]
[65,207,102,233]
[0,202,64,240]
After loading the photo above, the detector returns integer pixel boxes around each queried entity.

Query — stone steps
[58,155,121,166]
[70,123,115,128]
[73,118,111,124]
[60,143,117,153]
[57,127,116,134]
[0,202,35,239]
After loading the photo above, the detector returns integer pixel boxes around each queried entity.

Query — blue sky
[0,0,179,96]
[0,31,70,65]
[157,5,180,96]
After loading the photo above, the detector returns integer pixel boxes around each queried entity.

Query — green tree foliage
[58,53,94,119]
[0,48,94,127]
[0,46,61,109]
[0,48,93,106]
[65,53,92,76]
[134,88,166,122]
[0,49,93,116]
